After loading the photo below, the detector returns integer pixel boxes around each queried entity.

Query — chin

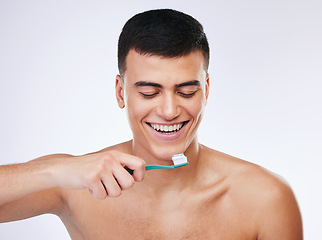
[149,143,187,161]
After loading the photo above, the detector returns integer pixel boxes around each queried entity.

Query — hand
[48,150,145,199]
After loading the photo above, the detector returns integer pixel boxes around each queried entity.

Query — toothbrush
[126,153,188,175]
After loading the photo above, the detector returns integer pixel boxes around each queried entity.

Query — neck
[130,139,201,195]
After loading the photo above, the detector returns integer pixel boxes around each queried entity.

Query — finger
[115,152,146,182]
[131,166,145,182]
[88,180,108,200]
[112,165,135,190]
[101,174,122,198]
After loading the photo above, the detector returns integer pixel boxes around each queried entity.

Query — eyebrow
[134,80,200,88]
[134,81,163,88]
[175,80,200,88]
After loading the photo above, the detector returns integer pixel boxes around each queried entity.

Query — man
[0,9,302,239]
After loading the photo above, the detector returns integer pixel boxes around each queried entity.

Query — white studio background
[0,0,321,239]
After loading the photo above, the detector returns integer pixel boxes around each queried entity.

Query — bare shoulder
[90,140,132,154]
[200,145,303,239]
[201,144,296,199]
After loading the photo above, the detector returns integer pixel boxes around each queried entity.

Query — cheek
[125,95,151,126]
[187,96,206,119]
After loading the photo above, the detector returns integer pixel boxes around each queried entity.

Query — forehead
[123,50,207,85]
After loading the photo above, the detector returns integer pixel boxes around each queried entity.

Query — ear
[115,75,125,108]
[205,73,210,103]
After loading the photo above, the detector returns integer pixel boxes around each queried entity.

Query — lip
[145,121,188,141]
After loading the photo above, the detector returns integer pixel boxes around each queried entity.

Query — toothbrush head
[172,153,188,166]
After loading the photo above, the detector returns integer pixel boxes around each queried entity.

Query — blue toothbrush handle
[125,167,134,175]
[125,162,188,175]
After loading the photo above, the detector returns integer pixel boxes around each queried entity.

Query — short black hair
[118,9,209,78]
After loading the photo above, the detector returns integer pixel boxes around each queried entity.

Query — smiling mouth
[147,121,189,134]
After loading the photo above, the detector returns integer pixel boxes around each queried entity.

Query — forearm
[0,150,145,206]
[0,155,66,206]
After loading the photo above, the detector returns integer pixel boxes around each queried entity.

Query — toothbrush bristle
[172,153,188,165]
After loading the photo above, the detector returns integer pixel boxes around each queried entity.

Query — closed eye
[176,83,200,98]
[177,91,197,98]
[140,92,160,99]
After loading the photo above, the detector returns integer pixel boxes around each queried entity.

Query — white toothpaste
[172,153,188,165]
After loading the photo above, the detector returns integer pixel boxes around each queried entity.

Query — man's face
[116,50,209,161]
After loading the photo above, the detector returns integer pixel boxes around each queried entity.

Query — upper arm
[0,187,65,223]
[256,178,303,240]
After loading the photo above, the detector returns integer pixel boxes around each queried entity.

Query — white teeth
[149,123,185,133]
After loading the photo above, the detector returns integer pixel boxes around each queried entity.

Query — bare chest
[61,190,256,240]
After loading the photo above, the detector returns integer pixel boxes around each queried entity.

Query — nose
[157,92,180,120]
